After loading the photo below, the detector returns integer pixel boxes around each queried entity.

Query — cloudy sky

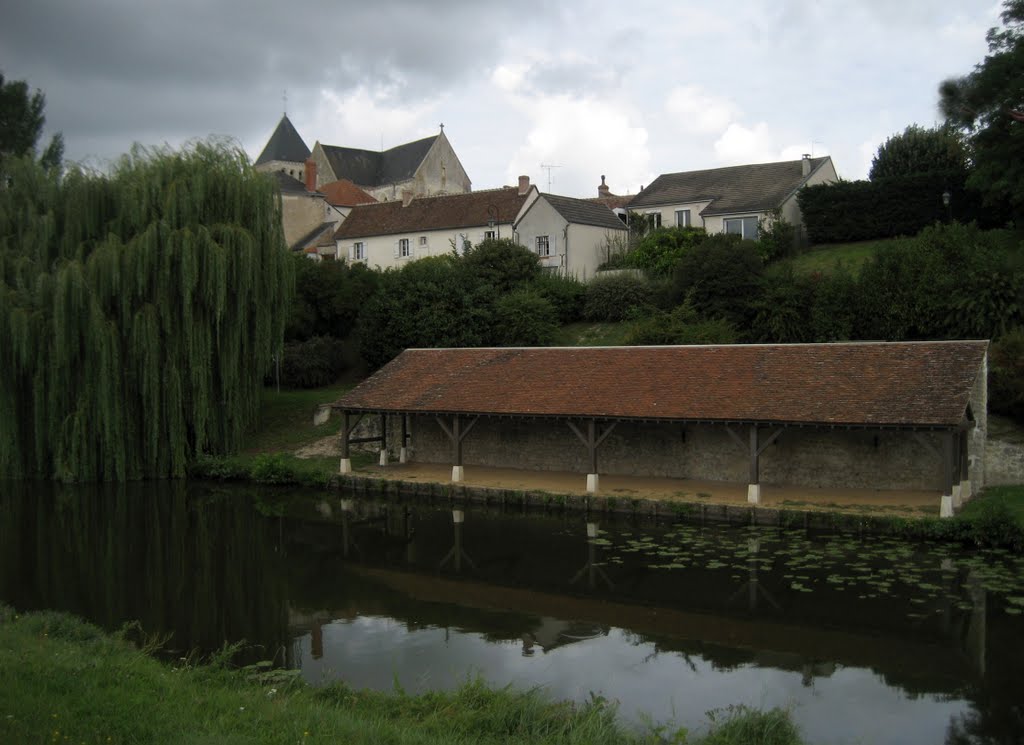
[0,0,1002,198]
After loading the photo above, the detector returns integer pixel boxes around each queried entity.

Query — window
[536,235,551,257]
[398,238,411,258]
[724,216,759,240]
[675,209,691,228]
[484,230,496,240]
[646,212,662,229]
[419,236,428,246]
[353,241,365,261]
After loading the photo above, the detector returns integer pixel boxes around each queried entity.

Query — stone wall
[400,415,948,491]
[984,440,1024,486]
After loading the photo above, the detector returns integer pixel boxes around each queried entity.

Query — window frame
[399,238,411,258]
[353,241,365,261]
[723,216,759,240]
[675,209,691,228]
[536,235,551,257]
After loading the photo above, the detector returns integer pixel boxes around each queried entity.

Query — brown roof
[334,342,987,428]
[628,157,833,215]
[320,179,377,207]
[589,195,633,210]
[334,187,530,240]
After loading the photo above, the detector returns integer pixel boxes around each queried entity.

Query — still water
[2,480,1023,744]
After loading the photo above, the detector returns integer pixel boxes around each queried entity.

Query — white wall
[567,223,628,281]
[637,200,713,230]
[340,222,515,269]
[513,198,568,273]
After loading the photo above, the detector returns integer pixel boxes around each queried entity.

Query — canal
[2,479,1023,744]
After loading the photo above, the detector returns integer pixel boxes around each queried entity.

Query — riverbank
[0,607,804,745]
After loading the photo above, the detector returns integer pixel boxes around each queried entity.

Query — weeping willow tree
[0,141,293,481]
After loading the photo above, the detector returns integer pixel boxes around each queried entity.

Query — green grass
[243,382,354,453]
[552,322,634,347]
[960,485,1024,530]
[786,238,901,276]
[0,609,805,745]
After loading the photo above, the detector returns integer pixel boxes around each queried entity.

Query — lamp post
[486,205,500,240]
[942,189,952,223]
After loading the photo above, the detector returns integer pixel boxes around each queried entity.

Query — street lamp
[942,189,952,222]
[486,204,500,240]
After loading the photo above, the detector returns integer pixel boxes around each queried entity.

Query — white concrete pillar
[452,509,465,524]
[340,498,354,512]
[399,446,409,464]
[586,522,599,539]
[586,473,600,493]
[747,484,761,504]
[339,458,352,474]
[378,449,388,466]
[960,479,972,501]
[952,483,962,509]
[940,494,954,518]
[452,465,464,482]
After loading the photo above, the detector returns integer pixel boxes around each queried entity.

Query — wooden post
[400,414,409,464]
[748,425,760,504]
[378,413,389,465]
[940,430,955,517]
[587,419,597,474]
[339,410,352,474]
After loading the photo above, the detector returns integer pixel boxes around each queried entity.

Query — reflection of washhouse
[521,617,608,656]
[439,509,476,573]
[570,522,613,591]
[726,538,780,613]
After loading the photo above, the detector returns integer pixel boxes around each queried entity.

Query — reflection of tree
[945,687,1024,745]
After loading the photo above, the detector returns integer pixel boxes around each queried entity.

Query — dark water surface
[3,480,1023,744]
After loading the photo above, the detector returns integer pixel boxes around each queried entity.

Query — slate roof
[270,170,311,195]
[319,179,377,207]
[334,187,531,240]
[255,115,311,166]
[628,157,832,215]
[334,341,987,428]
[525,193,629,231]
[320,135,438,188]
[290,222,337,252]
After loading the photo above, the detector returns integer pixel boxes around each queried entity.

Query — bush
[492,289,559,346]
[461,238,540,292]
[749,268,814,343]
[531,272,586,323]
[626,299,739,345]
[285,256,379,341]
[990,329,1024,423]
[583,273,652,322]
[622,226,707,277]
[278,336,347,388]
[756,208,798,263]
[672,234,764,328]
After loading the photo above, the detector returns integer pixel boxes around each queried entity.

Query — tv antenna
[540,163,562,192]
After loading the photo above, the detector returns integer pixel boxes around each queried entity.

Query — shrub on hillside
[531,272,586,323]
[285,256,380,342]
[749,268,815,343]
[756,208,798,263]
[461,238,540,292]
[492,289,559,346]
[623,226,707,277]
[583,273,652,322]
[626,299,739,345]
[278,336,347,389]
[671,233,764,328]
[990,329,1024,424]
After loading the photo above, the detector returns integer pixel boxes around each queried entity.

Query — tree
[0,71,63,172]
[939,1,1024,217]
[460,238,540,292]
[0,142,293,481]
[868,124,970,181]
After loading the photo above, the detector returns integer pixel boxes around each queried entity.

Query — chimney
[402,189,414,207]
[518,175,530,196]
[801,154,811,177]
[304,158,317,191]
[598,174,610,198]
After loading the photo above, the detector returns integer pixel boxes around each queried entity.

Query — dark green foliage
[625,299,739,345]
[0,71,63,173]
[285,256,379,341]
[531,272,586,323]
[750,268,815,343]
[940,1,1024,218]
[0,143,293,481]
[621,226,707,277]
[672,234,763,327]
[492,289,559,346]
[702,705,803,745]
[989,329,1024,422]
[278,335,347,388]
[807,267,859,341]
[796,174,985,244]
[461,238,540,292]
[869,124,971,181]
[583,273,652,322]
[756,209,798,263]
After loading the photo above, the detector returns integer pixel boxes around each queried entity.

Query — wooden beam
[942,430,955,494]
[435,416,454,440]
[566,420,588,447]
[755,427,784,457]
[595,421,618,448]
[725,425,745,450]
[749,425,759,485]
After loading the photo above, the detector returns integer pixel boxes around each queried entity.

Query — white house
[512,193,629,281]
[627,155,838,238]
[334,177,538,270]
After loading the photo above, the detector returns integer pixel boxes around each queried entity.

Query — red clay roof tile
[334,342,987,428]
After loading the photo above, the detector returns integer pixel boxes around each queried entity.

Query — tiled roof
[628,157,832,215]
[334,341,987,428]
[320,179,377,207]
[290,222,337,252]
[321,135,437,188]
[334,187,531,240]
[532,193,629,231]
[255,115,311,166]
[589,195,633,210]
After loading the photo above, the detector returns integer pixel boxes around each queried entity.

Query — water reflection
[3,483,1023,744]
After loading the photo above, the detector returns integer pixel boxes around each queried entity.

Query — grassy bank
[0,608,804,745]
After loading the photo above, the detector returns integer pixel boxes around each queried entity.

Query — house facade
[334,179,538,269]
[512,193,629,281]
[310,127,471,202]
[628,156,838,239]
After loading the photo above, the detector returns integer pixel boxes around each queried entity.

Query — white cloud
[664,86,739,135]
[310,86,438,149]
[713,122,776,164]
